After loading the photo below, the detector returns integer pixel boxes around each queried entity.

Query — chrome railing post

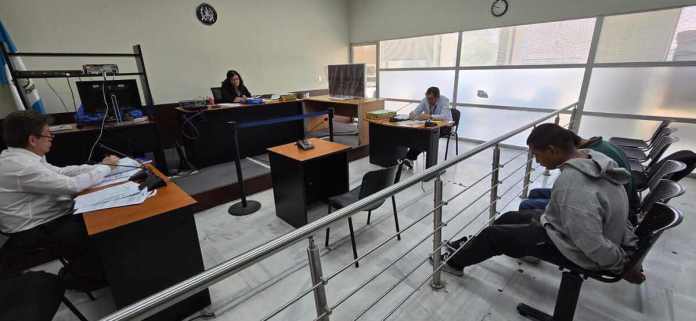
[489,145,501,224]
[307,237,330,321]
[431,174,445,289]
[521,146,534,199]
[568,104,578,131]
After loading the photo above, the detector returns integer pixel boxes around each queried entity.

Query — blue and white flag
[1,20,45,113]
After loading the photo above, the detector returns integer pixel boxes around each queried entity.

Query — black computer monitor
[328,64,366,98]
[76,79,142,114]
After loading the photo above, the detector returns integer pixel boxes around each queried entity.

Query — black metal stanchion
[328,108,335,142]
[227,121,261,216]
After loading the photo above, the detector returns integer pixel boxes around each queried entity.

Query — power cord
[181,109,206,140]
[86,71,111,162]
[44,78,70,112]
[65,76,78,112]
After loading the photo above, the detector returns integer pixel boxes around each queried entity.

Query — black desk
[178,101,305,168]
[268,138,350,228]
[47,120,168,174]
[369,120,451,168]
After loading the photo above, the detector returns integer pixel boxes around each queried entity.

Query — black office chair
[0,235,98,301]
[619,127,677,161]
[634,150,696,190]
[638,180,685,220]
[444,108,461,160]
[610,120,671,150]
[628,135,678,172]
[210,87,223,102]
[517,203,684,321]
[633,160,686,193]
[0,271,89,321]
[324,164,403,268]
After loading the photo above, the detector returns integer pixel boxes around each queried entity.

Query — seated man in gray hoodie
[435,124,638,277]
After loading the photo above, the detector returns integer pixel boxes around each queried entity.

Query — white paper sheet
[74,188,153,214]
[74,182,141,210]
[217,103,242,108]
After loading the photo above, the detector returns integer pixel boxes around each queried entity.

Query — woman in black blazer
[220,70,252,103]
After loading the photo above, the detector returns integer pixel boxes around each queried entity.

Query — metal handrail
[99,102,578,321]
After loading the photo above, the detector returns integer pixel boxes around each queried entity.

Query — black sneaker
[428,253,464,277]
[444,236,469,254]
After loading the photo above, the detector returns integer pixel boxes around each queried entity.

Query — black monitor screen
[76,79,142,114]
[328,64,365,98]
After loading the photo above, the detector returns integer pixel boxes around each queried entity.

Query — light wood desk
[81,165,210,321]
[303,96,385,146]
[82,166,196,235]
[267,138,350,227]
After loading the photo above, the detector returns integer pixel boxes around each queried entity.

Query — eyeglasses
[35,133,54,139]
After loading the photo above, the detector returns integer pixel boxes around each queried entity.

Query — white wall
[0,0,349,116]
[349,0,696,43]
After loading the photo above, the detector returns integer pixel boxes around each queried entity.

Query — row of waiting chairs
[517,122,692,321]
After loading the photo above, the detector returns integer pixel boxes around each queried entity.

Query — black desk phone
[296,139,314,150]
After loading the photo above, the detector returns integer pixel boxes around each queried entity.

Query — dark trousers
[448,210,577,269]
[0,214,104,281]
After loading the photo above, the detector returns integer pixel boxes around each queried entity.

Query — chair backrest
[647,135,679,167]
[648,120,672,143]
[359,166,399,210]
[210,87,223,102]
[639,179,685,216]
[649,150,696,182]
[450,108,461,128]
[625,203,683,273]
[645,160,687,192]
[647,127,676,149]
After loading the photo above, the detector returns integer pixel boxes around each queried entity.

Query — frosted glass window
[351,44,377,98]
[456,107,571,146]
[578,116,660,143]
[379,70,455,101]
[669,6,696,61]
[384,100,418,113]
[579,116,695,154]
[459,18,594,66]
[380,33,458,68]
[456,69,583,108]
[585,67,696,118]
[596,7,696,63]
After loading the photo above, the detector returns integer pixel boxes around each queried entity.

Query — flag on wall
[0,20,45,113]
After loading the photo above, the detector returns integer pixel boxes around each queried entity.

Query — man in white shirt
[0,110,119,289]
[404,87,454,166]
[409,87,453,122]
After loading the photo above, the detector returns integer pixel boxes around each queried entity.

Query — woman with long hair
[220,70,252,103]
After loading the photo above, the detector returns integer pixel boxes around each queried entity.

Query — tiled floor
[46,139,696,321]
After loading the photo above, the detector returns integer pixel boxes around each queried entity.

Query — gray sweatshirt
[541,149,638,273]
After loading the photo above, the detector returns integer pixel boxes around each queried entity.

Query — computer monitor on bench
[77,79,142,118]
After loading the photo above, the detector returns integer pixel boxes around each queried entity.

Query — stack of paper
[93,157,147,188]
[74,182,154,214]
